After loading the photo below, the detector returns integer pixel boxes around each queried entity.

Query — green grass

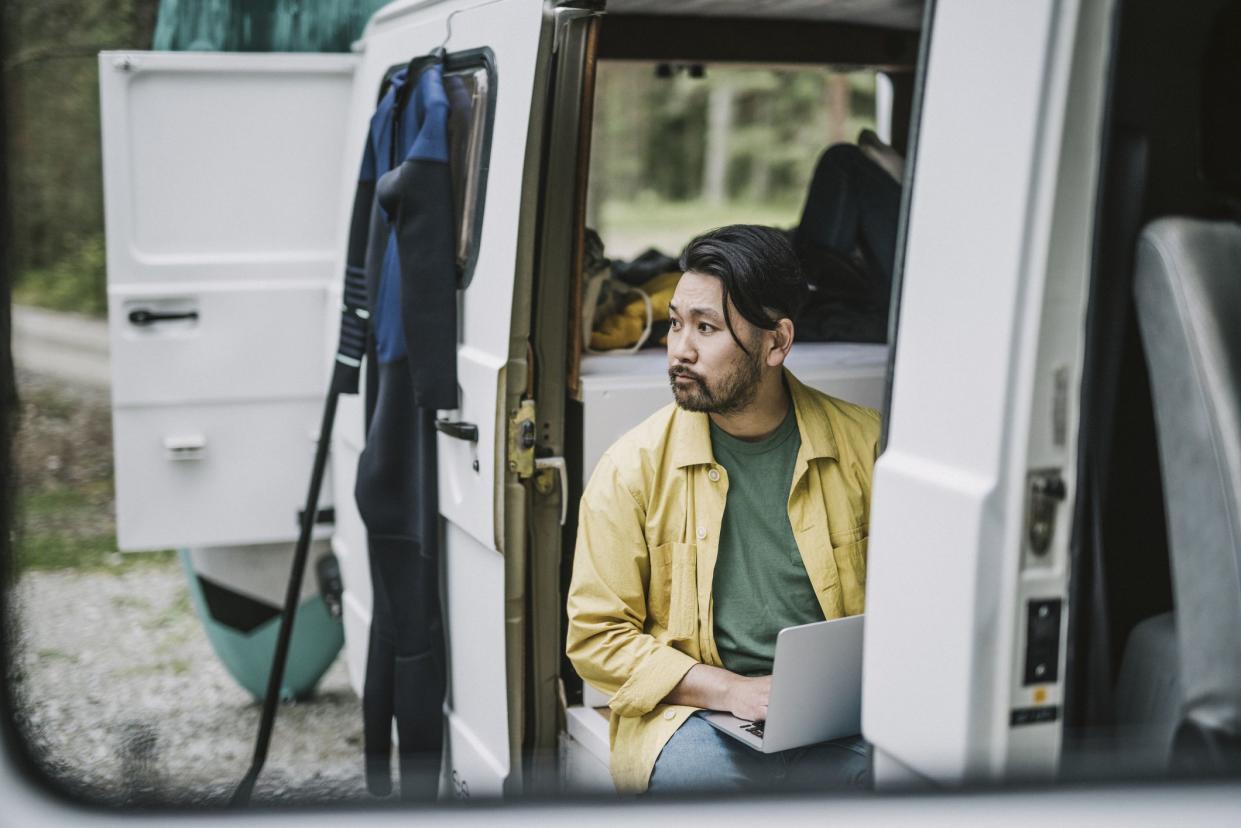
[14,487,174,574]
[13,531,119,572]
[21,487,101,517]
[12,528,176,574]
[597,196,803,260]
[35,649,79,663]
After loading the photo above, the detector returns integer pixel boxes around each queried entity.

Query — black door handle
[435,420,478,443]
[128,308,199,326]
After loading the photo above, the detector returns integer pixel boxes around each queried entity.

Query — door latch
[1026,470,1067,556]
[507,400,567,524]
[507,399,537,479]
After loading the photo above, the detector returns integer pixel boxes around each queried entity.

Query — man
[566,225,881,794]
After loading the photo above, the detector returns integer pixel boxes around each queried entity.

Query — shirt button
[707,468,720,482]
[696,526,707,540]
[663,710,676,721]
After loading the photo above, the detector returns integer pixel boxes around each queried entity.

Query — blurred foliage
[2,0,386,318]
[5,6,880,316]
[588,62,877,256]
[598,194,805,263]
[11,234,107,315]
[3,0,160,317]
[152,0,390,52]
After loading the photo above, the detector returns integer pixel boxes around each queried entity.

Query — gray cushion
[1133,218,1241,747]
[1115,612,1181,767]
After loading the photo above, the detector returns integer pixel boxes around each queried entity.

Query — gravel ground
[9,567,367,806]
[8,370,371,807]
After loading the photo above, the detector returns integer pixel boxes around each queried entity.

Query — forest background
[3,0,874,316]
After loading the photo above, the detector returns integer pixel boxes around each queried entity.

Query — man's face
[666,270,765,415]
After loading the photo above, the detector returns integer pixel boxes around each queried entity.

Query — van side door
[325,0,550,799]
[864,0,1111,784]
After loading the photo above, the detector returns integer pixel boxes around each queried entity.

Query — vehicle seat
[1131,217,1241,773]
[858,128,905,183]
[1112,612,1182,768]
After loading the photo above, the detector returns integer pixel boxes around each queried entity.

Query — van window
[444,52,496,288]
[587,61,881,260]
[379,50,495,288]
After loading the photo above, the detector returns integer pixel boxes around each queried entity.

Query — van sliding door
[325,0,551,799]
[864,0,1111,785]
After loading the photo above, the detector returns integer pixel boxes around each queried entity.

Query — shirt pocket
[829,530,868,617]
[648,542,698,641]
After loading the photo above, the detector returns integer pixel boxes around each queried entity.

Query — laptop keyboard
[742,721,765,739]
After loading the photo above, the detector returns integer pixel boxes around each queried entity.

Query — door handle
[535,456,569,526]
[129,308,199,326]
[435,420,479,443]
[163,433,206,461]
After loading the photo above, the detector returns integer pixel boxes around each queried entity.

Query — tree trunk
[828,73,852,145]
[702,80,735,206]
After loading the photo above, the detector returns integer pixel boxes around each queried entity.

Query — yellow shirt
[565,369,881,792]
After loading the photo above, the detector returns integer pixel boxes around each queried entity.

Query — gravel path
[8,549,369,806]
[11,304,110,390]
[9,362,370,806]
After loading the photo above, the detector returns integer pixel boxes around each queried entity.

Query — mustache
[668,367,703,383]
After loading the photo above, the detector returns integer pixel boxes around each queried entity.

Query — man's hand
[723,674,771,722]
[662,663,771,721]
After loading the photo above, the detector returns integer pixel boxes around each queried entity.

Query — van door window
[388,50,497,289]
[443,54,496,288]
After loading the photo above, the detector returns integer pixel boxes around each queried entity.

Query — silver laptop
[703,614,863,753]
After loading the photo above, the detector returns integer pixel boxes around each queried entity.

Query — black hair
[679,224,810,354]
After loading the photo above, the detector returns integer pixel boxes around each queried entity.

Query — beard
[668,348,764,415]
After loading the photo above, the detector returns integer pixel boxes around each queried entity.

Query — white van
[81,0,1240,803]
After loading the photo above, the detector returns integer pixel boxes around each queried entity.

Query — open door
[863,0,1111,785]
[99,51,358,551]
[324,0,550,799]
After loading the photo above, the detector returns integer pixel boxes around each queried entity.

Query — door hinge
[1025,470,1067,556]
[508,399,537,479]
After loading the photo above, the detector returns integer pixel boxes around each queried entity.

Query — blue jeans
[795,143,902,288]
[646,713,871,795]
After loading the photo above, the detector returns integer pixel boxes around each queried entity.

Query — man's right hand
[662,663,771,721]
[723,673,771,722]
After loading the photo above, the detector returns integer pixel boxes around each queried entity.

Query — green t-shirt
[711,405,826,676]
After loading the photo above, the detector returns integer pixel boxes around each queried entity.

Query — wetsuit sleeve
[334,138,377,396]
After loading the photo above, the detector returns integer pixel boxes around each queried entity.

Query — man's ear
[766,318,795,367]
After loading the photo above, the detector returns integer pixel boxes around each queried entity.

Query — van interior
[539,0,923,792]
[1064,0,1241,779]
[534,0,1241,792]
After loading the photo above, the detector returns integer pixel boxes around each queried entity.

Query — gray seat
[1132,217,1241,772]
[1113,612,1182,770]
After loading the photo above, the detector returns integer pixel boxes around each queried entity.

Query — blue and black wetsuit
[343,60,459,800]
